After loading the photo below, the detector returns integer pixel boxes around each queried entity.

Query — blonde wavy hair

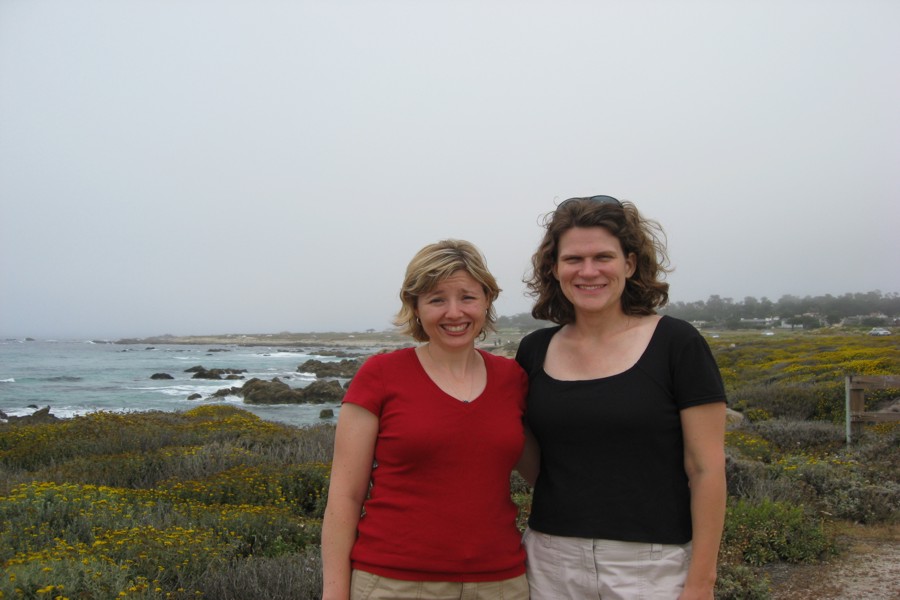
[394,239,501,342]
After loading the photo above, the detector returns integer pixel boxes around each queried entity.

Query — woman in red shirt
[321,239,529,600]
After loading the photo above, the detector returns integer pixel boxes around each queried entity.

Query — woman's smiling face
[415,270,488,350]
[553,226,636,317]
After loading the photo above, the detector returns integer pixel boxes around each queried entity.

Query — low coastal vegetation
[0,408,332,599]
[1,328,897,599]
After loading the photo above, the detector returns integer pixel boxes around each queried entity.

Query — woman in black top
[516,196,727,600]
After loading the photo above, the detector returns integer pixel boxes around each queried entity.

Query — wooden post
[845,375,900,444]
[845,377,866,444]
[845,377,852,445]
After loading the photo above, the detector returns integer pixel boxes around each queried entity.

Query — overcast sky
[1,1,898,339]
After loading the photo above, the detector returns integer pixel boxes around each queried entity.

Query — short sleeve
[342,353,389,417]
[671,326,727,410]
[515,326,560,377]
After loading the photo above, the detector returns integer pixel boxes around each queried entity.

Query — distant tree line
[495,313,552,332]
[497,291,899,331]
[661,290,899,329]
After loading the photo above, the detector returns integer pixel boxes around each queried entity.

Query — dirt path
[765,529,900,599]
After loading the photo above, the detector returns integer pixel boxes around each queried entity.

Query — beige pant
[350,569,529,600]
[524,527,692,599]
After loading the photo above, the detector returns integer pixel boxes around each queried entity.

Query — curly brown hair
[526,197,671,324]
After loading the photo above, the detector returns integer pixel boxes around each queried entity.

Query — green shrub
[725,430,777,463]
[722,499,833,566]
[725,453,812,505]
[714,563,771,600]
[770,454,900,524]
[0,408,335,599]
[729,383,843,421]
[8,391,894,599]
[198,548,323,600]
[0,556,148,600]
[750,419,845,455]
[824,479,900,524]
[744,407,772,423]
[851,422,900,482]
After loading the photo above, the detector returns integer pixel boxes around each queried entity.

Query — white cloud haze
[1,0,898,339]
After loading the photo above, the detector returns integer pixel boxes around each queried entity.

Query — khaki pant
[524,527,692,599]
[350,569,529,600]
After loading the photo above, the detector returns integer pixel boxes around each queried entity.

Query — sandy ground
[765,528,900,599]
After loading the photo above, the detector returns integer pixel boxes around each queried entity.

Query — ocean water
[0,339,372,428]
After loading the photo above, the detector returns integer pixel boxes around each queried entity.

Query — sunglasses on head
[588,195,621,206]
[557,195,622,209]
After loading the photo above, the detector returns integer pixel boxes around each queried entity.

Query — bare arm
[679,402,727,600]
[514,424,540,487]
[321,403,379,600]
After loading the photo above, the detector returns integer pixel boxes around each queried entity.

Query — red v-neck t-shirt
[345,347,528,582]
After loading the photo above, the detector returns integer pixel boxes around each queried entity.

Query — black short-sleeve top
[515,315,726,544]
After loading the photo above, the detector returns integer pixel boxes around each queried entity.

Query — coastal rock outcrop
[210,386,242,399]
[299,379,345,403]
[185,366,247,380]
[209,377,346,405]
[242,378,304,404]
[297,358,361,378]
[151,373,174,380]
[1,406,60,425]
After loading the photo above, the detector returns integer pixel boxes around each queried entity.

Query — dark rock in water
[2,406,60,425]
[297,358,362,378]
[151,373,174,380]
[211,386,242,399]
[225,374,244,380]
[317,349,358,358]
[190,367,247,380]
[206,348,230,352]
[301,379,345,404]
[187,393,202,400]
[241,378,305,404]
[27,404,39,409]
[212,377,346,405]
[193,371,222,380]
[184,365,206,373]
[319,409,334,419]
